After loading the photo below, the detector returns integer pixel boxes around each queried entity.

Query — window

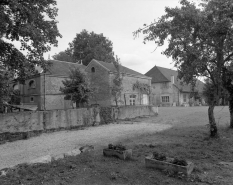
[30,96,34,102]
[29,80,36,88]
[129,94,136,105]
[91,67,95,73]
[161,96,169,102]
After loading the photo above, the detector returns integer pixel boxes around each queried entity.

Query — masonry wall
[0,111,44,133]
[85,62,112,106]
[0,106,157,134]
[117,106,157,119]
[109,73,151,106]
[40,75,72,110]
[0,108,95,134]
[20,75,41,106]
[151,82,175,106]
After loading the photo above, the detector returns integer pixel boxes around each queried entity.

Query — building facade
[20,60,85,110]
[145,65,205,106]
[86,59,152,106]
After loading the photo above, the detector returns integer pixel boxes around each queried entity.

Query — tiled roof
[46,60,86,76]
[93,59,150,79]
[145,65,204,93]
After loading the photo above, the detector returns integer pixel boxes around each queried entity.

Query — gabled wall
[151,81,191,106]
[85,61,112,106]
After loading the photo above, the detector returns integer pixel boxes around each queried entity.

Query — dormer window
[29,80,36,88]
[91,67,95,73]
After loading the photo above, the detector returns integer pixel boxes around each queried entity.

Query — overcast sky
[48,0,182,74]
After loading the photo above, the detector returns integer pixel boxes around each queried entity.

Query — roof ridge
[49,59,84,66]
[156,65,177,73]
[96,59,149,78]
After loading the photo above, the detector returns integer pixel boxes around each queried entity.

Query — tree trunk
[229,94,233,128]
[208,104,218,137]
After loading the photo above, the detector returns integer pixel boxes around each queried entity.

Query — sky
[48,0,183,74]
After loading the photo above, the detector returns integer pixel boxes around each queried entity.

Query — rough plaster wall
[20,76,41,105]
[44,108,94,130]
[118,106,156,119]
[43,95,66,110]
[109,74,151,106]
[40,75,69,110]
[0,112,43,133]
[151,82,174,106]
[86,62,111,106]
[0,106,155,133]
[0,108,95,133]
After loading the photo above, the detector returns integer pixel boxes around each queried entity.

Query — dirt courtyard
[0,106,233,185]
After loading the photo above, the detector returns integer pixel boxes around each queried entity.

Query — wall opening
[29,80,36,88]
[91,67,95,73]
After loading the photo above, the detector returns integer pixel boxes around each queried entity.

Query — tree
[223,65,233,127]
[66,29,115,66]
[0,0,61,81]
[60,68,93,107]
[52,51,76,63]
[134,0,233,137]
[111,56,123,106]
[0,67,13,111]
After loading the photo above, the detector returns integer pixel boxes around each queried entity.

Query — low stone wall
[0,111,43,133]
[0,108,98,134]
[100,105,158,123]
[0,106,157,140]
[118,105,157,120]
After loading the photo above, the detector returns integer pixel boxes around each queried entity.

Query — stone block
[51,153,65,161]
[103,148,132,160]
[79,145,94,153]
[0,170,7,177]
[29,155,52,164]
[145,155,194,176]
[64,149,81,157]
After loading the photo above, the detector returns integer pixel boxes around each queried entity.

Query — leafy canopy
[52,51,76,63]
[111,56,123,106]
[0,0,62,80]
[135,0,233,100]
[66,29,115,66]
[60,68,92,105]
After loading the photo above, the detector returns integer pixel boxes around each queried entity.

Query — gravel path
[0,121,171,170]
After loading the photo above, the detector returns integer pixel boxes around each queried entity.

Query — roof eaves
[109,71,152,79]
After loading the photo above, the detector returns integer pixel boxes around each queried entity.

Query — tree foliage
[66,29,115,66]
[52,51,76,63]
[111,56,123,106]
[0,67,14,109]
[0,0,61,81]
[60,68,92,107]
[135,0,233,136]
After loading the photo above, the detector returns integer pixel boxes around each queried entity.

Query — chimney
[171,75,174,84]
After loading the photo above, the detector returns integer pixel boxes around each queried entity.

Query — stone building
[20,60,85,110]
[86,59,152,106]
[145,65,205,106]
